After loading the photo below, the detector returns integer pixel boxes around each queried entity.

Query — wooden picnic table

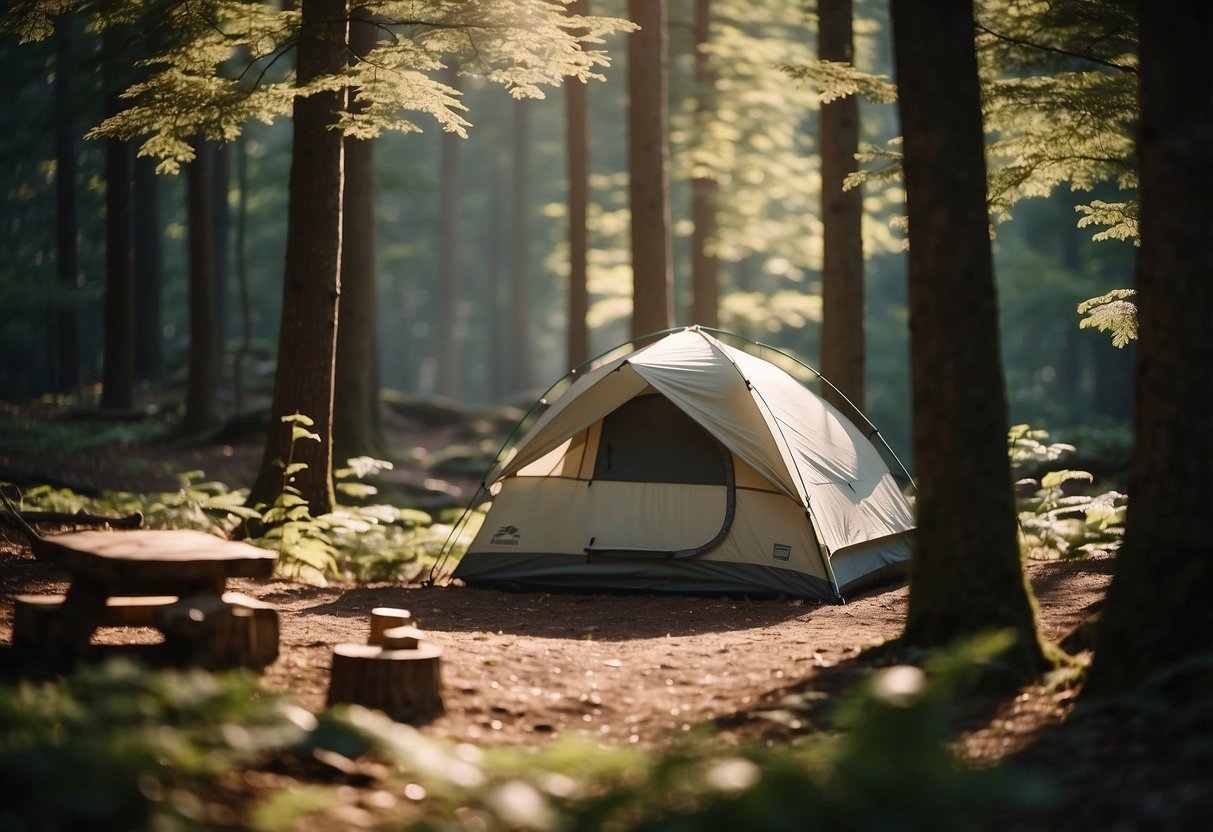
[9,528,280,672]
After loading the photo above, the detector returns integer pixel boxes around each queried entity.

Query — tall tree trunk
[891,0,1046,679]
[627,0,673,339]
[437,65,463,398]
[133,156,163,385]
[818,0,866,414]
[54,12,80,393]
[565,0,591,368]
[489,142,507,403]
[334,6,388,462]
[689,0,719,328]
[509,100,533,393]
[1085,2,1213,700]
[233,135,253,412]
[248,0,347,515]
[182,139,220,434]
[212,140,231,361]
[100,28,135,412]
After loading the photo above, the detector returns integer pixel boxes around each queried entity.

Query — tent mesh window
[591,395,728,485]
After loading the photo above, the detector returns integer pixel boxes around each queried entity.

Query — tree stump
[368,607,413,646]
[326,642,444,724]
[378,625,424,649]
[156,592,279,670]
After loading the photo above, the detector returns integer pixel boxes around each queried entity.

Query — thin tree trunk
[818,0,866,414]
[54,13,80,393]
[437,65,463,398]
[627,0,673,339]
[510,100,533,393]
[247,0,347,515]
[182,139,220,433]
[489,141,507,403]
[689,0,719,328]
[212,140,231,361]
[334,6,388,462]
[133,156,163,385]
[1085,1,1213,700]
[891,0,1046,679]
[233,135,252,412]
[566,0,591,367]
[100,30,135,412]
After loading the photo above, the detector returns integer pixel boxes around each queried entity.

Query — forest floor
[0,402,1205,829]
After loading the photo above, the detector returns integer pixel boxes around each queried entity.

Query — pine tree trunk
[489,145,507,403]
[509,100,533,393]
[54,13,80,394]
[211,141,231,357]
[689,0,718,329]
[1084,2,1213,700]
[437,65,463,398]
[182,139,220,434]
[565,0,591,368]
[333,8,387,463]
[627,0,673,339]
[818,0,865,414]
[101,27,135,412]
[233,136,252,412]
[133,156,163,385]
[247,0,347,515]
[891,0,1045,679]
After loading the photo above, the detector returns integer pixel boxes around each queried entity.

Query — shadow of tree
[298,584,814,640]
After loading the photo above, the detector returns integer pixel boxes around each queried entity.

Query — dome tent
[450,328,915,602]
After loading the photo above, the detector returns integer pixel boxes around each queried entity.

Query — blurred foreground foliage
[0,634,1054,831]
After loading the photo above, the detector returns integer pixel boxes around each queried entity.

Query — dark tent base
[455,552,853,603]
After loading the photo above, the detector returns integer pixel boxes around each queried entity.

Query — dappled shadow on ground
[299,583,812,640]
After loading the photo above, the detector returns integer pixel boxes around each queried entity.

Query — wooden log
[156,593,279,670]
[327,642,444,724]
[368,607,413,646]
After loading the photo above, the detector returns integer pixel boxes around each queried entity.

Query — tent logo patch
[491,525,522,546]
[772,543,791,561]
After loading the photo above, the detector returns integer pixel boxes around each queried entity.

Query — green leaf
[291,426,322,443]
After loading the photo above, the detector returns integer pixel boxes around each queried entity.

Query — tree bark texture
[54,13,80,393]
[248,0,347,514]
[689,0,719,328]
[101,29,135,411]
[183,140,220,434]
[891,0,1045,676]
[1085,2,1213,699]
[334,7,388,463]
[627,0,674,339]
[565,0,591,368]
[818,0,866,415]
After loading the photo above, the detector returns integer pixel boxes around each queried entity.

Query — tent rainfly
[452,328,915,602]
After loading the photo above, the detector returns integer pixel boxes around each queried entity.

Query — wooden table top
[33,529,278,582]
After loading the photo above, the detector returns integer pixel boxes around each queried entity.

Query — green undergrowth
[1009,424,1126,561]
[5,464,483,586]
[0,634,1055,832]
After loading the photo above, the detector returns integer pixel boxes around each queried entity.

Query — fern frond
[1077,289,1138,347]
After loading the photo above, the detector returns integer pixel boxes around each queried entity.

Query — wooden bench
[13,593,179,638]
[11,590,279,671]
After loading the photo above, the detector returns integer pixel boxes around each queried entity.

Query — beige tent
[452,328,915,602]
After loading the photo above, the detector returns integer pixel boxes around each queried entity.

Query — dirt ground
[0,527,1113,757]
